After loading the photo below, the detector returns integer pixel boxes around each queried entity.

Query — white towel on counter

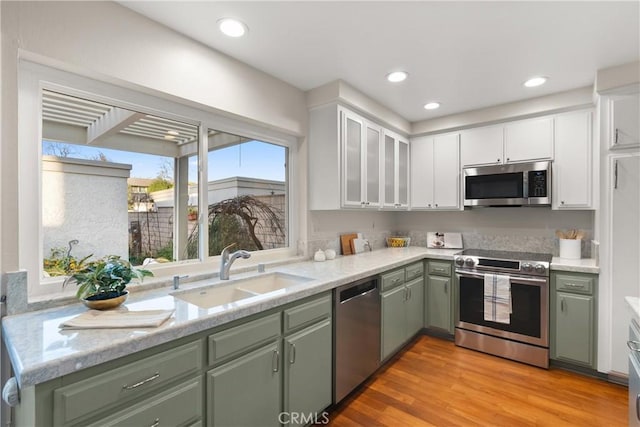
[59,309,174,330]
[484,273,512,324]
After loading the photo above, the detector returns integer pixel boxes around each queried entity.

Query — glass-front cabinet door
[342,111,363,207]
[365,123,381,207]
[382,131,409,209]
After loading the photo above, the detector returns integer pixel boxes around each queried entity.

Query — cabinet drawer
[208,313,280,365]
[427,261,451,277]
[284,293,331,333]
[86,377,202,427]
[405,262,424,282]
[381,269,405,291]
[53,340,202,426]
[555,274,594,294]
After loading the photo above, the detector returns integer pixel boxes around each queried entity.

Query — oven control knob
[464,257,475,267]
[454,257,464,267]
[534,264,546,274]
[522,263,533,272]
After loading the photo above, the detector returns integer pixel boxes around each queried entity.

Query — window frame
[19,60,298,299]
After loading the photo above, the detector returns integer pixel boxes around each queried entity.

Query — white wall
[42,157,130,262]
[0,1,308,277]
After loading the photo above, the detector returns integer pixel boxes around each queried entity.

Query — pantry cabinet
[553,110,594,209]
[608,93,640,149]
[410,133,460,210]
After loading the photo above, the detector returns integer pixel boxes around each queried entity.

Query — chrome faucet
[220,243,251,280]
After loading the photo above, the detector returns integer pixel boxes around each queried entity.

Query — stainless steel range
[454,249,552,368]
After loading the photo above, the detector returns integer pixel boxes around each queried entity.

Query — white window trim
[19,60,299,300]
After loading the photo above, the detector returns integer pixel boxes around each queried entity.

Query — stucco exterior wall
[42,156,130,262]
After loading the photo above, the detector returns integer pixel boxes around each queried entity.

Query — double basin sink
[171,272,313,309]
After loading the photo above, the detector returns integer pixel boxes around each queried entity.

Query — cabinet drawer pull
[150,418,160,427]
[272,349,280,372]
[122,372,160,390]
[290,344,296,364]
[627,340,640,352]
[433,268,445,273]
[564,283,584,288]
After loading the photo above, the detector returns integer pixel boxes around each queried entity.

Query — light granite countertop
[2,246,599,389]
[550,257,599,274]
[2,247,457,389]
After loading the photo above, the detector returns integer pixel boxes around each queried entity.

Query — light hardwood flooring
[326,335,627,426]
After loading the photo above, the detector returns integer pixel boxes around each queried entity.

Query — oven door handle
[456,271,548,285]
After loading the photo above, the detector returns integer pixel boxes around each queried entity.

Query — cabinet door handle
[560,298,565,312]
[627,340,640,352]
[290,343,296,364]
[150,419,160,427]
[272,349,280,372]
[444,282,448,294]
[497,158,501,163]
[409,287,412,300]
[614,159,619,189]
[122,372,160,390]
[636,393,640,421]
[614,128,619,146]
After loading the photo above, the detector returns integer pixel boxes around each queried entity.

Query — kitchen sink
[171,272,313,309]
[172,286,258,308]
[233,272,313,294]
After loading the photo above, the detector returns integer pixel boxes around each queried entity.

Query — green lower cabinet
[553,292,595,367]
[207,341,282,427]
[87,377,202,427]
[426,275,452,333]
[381,285,408,360]
[406,278,425,337]
[284,319,332,427]
[381,275,425,361]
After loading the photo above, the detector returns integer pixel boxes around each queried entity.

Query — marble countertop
[550,257,599,274]
[2,246,599,389]
[2,247,458,388]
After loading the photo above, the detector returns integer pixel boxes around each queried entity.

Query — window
[19,61,296,298]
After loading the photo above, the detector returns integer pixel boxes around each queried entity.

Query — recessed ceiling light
[218,18,248,38]
[424,102,440,110]
[524,76,548,88]
[386,71,408,83]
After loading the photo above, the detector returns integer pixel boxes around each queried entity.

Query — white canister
[314,249,326,262]
[559,239,581,259]
[324,249,336,260]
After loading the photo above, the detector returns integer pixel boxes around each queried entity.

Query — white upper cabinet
[460,117,553,167]
[504,117,554,163]
[609,93,639,149]
[341,109,381,208]
[553,110,593,210]
[382,130,409,209]
[410,133,460,210]
[460,125,503,166]
[309,104,403,210]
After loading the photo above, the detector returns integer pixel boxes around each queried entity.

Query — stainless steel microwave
[463,161,551,207]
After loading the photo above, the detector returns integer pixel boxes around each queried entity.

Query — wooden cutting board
[340,233,358,255]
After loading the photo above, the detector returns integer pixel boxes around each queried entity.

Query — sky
[43,140,286,182]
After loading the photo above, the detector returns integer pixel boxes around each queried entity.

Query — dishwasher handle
[339,280,377,304]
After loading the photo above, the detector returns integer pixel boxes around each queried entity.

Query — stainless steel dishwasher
[334,276,381,403]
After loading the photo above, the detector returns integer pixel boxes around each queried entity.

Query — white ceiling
[120,1,639,122]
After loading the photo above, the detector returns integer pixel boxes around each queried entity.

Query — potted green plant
[64,255,153,310]
[187,206,198,221]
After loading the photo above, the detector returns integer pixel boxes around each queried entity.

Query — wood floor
[326,335,627,426]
